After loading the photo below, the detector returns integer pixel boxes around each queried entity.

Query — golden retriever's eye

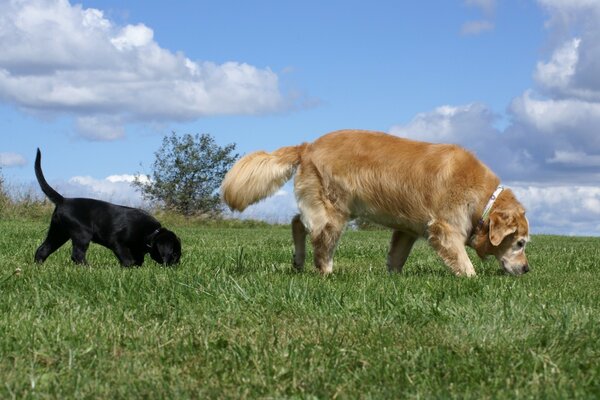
[517,239,526,248]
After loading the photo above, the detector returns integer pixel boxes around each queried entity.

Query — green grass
[1,217,599,399]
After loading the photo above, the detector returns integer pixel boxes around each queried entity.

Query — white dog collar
[478,185,504,227]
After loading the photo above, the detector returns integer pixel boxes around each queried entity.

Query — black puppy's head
[149,228,181,265]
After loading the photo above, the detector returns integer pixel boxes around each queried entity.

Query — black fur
[34,149,181,267]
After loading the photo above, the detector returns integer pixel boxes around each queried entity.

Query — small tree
[134,132,238,216]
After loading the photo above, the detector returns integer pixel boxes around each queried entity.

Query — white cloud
[537,0,600,27]
[505,0,600,180]
[110,24,153,50]
[106,174,147,184]
[547,151,600,167]
[534,38,581,96]
[461,20,494,36]
[389,103,497,146]
[0,152,27,167]
[63,175,145,206]
[534,36,600,102]
[509,90,600,138]
[0,0,288,141]
[534,0,600,101]
[513,184,600,235]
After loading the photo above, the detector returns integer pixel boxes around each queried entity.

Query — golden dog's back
[298,130,497,229]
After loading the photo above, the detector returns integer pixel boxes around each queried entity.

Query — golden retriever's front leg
[311,222,344,274]
[387,230,417,273]
[292,214,307,271]
[427,220,476,277]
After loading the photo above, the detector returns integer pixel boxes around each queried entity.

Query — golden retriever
[221,130,530,276]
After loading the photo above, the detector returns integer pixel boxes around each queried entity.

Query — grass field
[1,215,599,399]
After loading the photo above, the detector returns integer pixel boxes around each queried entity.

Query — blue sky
[1,0,600,235]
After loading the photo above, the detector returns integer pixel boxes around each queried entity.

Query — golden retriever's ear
[489,211,517,246]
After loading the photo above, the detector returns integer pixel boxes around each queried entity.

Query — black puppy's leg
[131,249,146,267]
[71,238,91,265]
[35,221,70,263]
[113,244,137,267]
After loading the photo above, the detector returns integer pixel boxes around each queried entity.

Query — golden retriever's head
[472,190,530,275]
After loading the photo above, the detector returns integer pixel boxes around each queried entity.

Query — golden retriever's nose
[522,264,530,274]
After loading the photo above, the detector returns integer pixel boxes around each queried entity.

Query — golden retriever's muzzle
[500,259,530,275]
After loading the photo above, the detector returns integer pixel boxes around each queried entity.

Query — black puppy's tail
[35,148,64,204]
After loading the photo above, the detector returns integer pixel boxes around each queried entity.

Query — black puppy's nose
[522,264,530,274]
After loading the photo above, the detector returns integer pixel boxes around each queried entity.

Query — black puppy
[34,149,181,267]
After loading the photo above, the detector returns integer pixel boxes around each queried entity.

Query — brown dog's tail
[220,144,305,211]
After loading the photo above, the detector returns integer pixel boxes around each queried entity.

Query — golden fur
[221,130,530,276]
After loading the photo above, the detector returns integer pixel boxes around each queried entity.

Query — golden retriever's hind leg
[292,214,307,271]
[387,230,417,273]
[427,220,476,277]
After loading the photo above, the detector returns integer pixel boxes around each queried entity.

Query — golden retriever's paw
[456,269,477,277]
[317,261,334,275]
